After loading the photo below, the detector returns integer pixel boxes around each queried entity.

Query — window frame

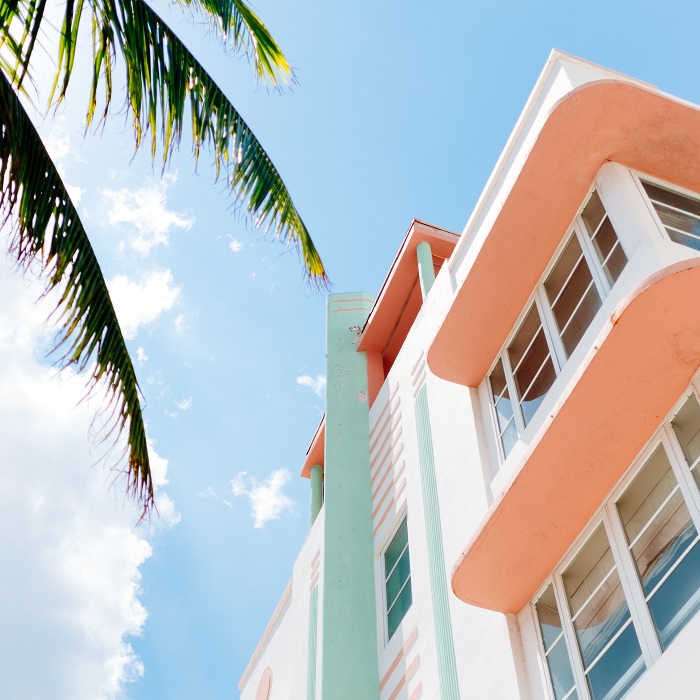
[381,514,413,644]
[633,171,700,251]
[532,383,700,700]
[486,189,622,463]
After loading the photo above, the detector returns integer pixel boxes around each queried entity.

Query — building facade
[239,52,700,700]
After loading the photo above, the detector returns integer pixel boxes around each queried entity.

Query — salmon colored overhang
[451,260,700,614]
[357,219,459,359]
[427,79,700,387]
[300,416,325,479]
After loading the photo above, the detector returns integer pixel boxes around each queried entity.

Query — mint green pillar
[310,464,323,526]
[321,292,380,699]
[417,240,435,299]
[415,384,460,699]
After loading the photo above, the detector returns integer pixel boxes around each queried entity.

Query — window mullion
[535,289,566,371]
[602,503,662,666]
[552,574,591,700]
[575,221,610,297]
[501,350,526,435]
[662,422,700,529]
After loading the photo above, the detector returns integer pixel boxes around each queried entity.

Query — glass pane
[582,191,627,286]
[642,181,700,253]
[672,394,700,469]
[536,584,577,700]
[560,282,602,357]
[520,357,556,425]
[508,305,542,371]
[547,638,578,700]
[581,191,606,236]
[647,535,700,649]
[384,519,408,575]
[617,443,700,649]
[387,581,413,639]
[386,547,411,606]
[508,306,556,426]
[545,236,585,308]
[585,622,645,700]
[617,445,694,593]
[537,584,564,650]
[563,526,636,669]
[501,420,519,457]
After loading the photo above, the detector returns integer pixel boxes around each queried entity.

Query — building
[239,51,700,700]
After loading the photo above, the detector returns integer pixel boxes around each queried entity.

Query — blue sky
[3,1,700,698]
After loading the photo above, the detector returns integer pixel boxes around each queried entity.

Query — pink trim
[370,405,401,456]
[386,655,420,700]
[371,424,403,473]
[380,627,418,690]
[373,462,407,519]
[373,479,408,536]
[372,455,406,503]
[371,430,404,483]
[309,573,319,591]
[408,683,423,700]
[310,549,320,569]
[300,417,325,479]
[451,260,700,613]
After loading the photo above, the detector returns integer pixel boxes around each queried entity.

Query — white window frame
[632,171,700,249]
[486,189,622,464]
[532,383,700,700]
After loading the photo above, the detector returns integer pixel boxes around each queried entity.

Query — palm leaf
[1,0,328,284]
[0,71,154,518]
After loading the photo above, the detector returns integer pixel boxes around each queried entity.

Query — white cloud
[66,183,85,205]
[136,347,148,366]
[0,264,177,699]
[296,373,326,398]
[229,238,244,253]
[108,269,181,339]
[102,174,194,255]
[230,469,295,528]
[174,313,188,334]
[44,123,71,161]
[175,396,193,411]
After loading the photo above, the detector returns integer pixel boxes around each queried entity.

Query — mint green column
[416,241,435,299]
[415,384,460,699]
[310,464,323,526]
[307,586,319,700]
[321,292,380,699]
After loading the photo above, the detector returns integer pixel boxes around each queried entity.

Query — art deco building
[240,51,700,700]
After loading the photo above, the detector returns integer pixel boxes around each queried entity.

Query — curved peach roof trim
[428,79,700,387]
[451,260,700,614]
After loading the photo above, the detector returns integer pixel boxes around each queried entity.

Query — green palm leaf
[0,71,153,518]
[1,0,327,283]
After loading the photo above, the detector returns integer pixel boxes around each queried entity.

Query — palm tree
[0,0,327,519]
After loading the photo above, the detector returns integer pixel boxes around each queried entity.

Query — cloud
[102,174,194,255]
[229,238,244,253]
[43,122,71,161]
[136,347,148,366]
[296,373,326,398]
[175,396,193,411]
[230,469,295,529]
[0,264,177,699]
[108,269,181,339]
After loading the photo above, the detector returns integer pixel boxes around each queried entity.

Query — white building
[239,51,700,700]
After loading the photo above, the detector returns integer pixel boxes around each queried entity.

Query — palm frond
[176,0,293,87]
[0,0,327,285]
[0,71,154,518]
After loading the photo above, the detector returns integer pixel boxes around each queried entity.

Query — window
[641,180,700,252]
[534,390,700,700]
[488,191,627,458]
[384,517,412,640]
